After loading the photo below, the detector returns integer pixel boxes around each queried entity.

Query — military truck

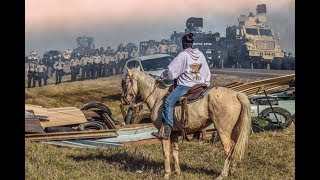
[223,4,284,69]
[72,36,96,57]
[170,17,222,68]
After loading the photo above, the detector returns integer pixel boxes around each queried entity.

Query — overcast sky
[25,0,295,56]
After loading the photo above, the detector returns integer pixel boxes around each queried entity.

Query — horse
[121,67,252,180]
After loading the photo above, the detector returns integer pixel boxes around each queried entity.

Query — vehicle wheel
[80,102,112,116]
[259,107,293,128]
[78,121,107,131]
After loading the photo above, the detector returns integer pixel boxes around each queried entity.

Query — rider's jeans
[162,85,190,128]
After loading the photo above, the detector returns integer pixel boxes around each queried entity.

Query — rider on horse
[152,33,211,140]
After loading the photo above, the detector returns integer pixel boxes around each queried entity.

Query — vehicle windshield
[259,29,273,36]
[246,28,259,35]
[141,56,172,71]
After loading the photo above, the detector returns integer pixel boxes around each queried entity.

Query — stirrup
[151,131,170,140]
[151,124,171,140]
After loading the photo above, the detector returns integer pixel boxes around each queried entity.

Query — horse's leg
[161,138,171,179]
[210,111,238,179]
[171,134,181,175]
[214,128,234,180]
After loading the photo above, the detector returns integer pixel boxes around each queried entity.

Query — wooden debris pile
[25,103,120,141]
[224,74,295,97]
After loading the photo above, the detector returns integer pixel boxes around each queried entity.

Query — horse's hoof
[163,173,171,179]
[214,175,225,180]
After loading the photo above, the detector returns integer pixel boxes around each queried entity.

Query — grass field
[25,74,294,180]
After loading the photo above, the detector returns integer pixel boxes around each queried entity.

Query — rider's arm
[162,53,186,80]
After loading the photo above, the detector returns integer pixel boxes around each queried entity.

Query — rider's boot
[151,124,172,140]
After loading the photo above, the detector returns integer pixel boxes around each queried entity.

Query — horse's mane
[131,69,156,95]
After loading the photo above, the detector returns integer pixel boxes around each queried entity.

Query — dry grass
[25,75,125,121]
[25,125,294,180]
[25,74,295,179]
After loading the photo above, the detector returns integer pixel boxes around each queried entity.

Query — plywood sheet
[25,110,45,134]
[25,104,88,128]
[41,107,88,128]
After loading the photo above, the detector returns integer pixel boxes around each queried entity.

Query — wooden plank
[40,107,88,128]
[25,129,118,141]
[101,113,116,129]
[229,74,294,91]
[25,104,48,117]
[115,123,155,129]
[242,85,287,96]
[225,74,294,97]
[223,82,244,88]
[25,111,45,134]
[231,78,290,92]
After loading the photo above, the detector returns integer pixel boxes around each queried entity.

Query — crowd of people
[26,39,180,88]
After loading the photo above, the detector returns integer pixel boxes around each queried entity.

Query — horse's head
[121,66,141,105]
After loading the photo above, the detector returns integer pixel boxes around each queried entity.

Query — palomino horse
[122,67,251,180]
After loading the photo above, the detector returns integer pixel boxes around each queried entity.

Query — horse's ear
[126,66,132,75]
[137,66,142,71]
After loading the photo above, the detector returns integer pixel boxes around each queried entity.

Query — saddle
[165,83,212,104]
[164,83,213,140]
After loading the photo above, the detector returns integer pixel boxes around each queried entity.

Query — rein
[126,74,159,108]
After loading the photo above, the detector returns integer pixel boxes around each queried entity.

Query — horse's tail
[232,92,251,163]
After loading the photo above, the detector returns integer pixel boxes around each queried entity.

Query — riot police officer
[35,60,47,87]
[93,54,102,78]
[80,55,88,80]
[105,46,115,55]
[159,39,168,54]
[87,55,94,79]
[27,60,37,88]
[130,47,140,58]
[101,54,108,77]
[70,57,80,81]
[168,42,178,57]
[53,58,65,85]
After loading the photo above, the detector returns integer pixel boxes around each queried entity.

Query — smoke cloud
[25,0,295,56]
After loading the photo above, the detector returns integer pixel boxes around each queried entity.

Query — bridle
[123,73,158,106]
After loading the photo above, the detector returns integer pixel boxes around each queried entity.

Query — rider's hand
[155,77,164,83]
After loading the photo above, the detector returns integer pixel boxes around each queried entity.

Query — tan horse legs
[171,134,181,175]
[161,133,181,179]
[213,126,234,179]
[161,139,171,179]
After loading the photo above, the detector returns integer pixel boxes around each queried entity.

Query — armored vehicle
[170,17,222,68]
[224,4,284,69]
